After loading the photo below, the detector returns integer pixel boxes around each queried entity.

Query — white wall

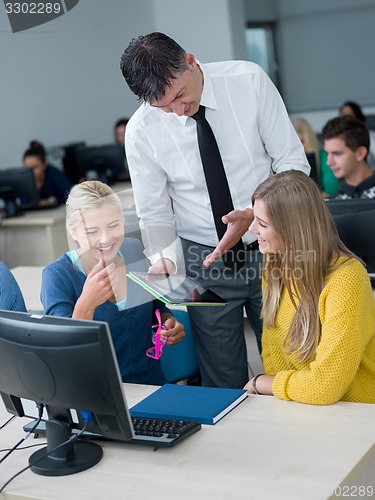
[2,0,374,164]
[0,0,245,168]
[151,0,247,62]
[277,0,375,112]
[245,0,375,132]
[244,0,277,22]
[0,0,154,166]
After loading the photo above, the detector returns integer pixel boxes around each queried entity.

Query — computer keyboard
[130,416,201,447]
[23,416,201,449]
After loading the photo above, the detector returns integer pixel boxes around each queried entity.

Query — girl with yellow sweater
[244,170,375,404]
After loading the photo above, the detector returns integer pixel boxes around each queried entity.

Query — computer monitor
[47,141,86,185]
[326,198,375,272]
[75,144,129,184]
[0,168,40,218]
[0,310,134,476]
[305,152,319,184]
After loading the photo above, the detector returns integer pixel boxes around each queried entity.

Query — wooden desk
[0,207,69,268]
[1,384,374,499]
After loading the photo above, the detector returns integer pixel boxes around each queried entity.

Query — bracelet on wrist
[252,373,264,395]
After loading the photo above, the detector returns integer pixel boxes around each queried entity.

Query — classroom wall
[245,0,375,131]
[0,0,245,168]
[1,0,375,166]
[151,0,247,62]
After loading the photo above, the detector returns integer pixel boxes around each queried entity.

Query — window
[245,24,279,89]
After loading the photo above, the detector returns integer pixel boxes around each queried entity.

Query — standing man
[120,32,309,388]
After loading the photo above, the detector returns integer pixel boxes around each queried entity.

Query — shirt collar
[199,62,217,111]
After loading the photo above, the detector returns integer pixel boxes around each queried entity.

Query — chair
[327,198,375,273]
[160,309,201,384]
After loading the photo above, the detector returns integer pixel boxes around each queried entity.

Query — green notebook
[127,271,227,306]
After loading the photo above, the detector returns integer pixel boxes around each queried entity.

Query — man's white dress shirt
[125,61,310,263]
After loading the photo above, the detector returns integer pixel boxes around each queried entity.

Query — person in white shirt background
[120,32,310,389]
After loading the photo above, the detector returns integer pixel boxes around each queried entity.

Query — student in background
[322,116,375,199]
[291,117,339,197]
[114,118,129,147]
[41,180,185,384]
[339,100,375,170]
[244,170,375,404]
[23,141,72,206]
[114,118,131,181]
[0,260,26,312]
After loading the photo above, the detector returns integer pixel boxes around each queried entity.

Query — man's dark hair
[322,116,370,154]
[120,32,188,103]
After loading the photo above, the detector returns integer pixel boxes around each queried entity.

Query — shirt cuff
[147,239,179,271]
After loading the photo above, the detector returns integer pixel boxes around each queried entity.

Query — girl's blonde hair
[252,170,357,362]
[66,180,123,234]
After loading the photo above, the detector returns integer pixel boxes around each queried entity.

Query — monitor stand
[29,418,103,476]
[2,200,23,219]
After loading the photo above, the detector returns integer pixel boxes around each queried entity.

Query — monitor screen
[305,152,319,184]
[326,198,375,272]
[0,168,40,218]
[75,144,129,184]
[0,310,134,476]
[47,141,86,185]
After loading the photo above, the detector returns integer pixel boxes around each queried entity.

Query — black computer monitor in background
[326,198,375,273]
[60,142,86,185]
[0,310,134,476]
[0,168,40,218]
[305,152,319,185]
[75,144,129,184]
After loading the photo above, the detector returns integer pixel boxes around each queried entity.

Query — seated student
[23,141,72,206]
[113,117,131,181]
[322,116,375,199]
[114,117,129,147]
[0,260,27,312]
[244,170,375,405]
[339,100,375,171]
[41,180,185,385]
[291,117,339,197]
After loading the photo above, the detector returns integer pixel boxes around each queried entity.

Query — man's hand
[148,258,175,276]
[203,208,254,267]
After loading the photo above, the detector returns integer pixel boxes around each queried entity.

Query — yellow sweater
[262,257,375,405]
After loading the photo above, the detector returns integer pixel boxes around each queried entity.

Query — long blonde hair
[291,117,321,182]
[252,171,357,362]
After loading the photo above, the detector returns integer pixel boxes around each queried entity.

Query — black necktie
[191,105,245,272]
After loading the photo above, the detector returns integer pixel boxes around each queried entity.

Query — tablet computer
[127,272,227,306]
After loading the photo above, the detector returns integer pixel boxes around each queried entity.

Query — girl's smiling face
[249,199,284,254]
[72,203,124,265]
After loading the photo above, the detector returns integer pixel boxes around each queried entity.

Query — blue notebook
[129,384,248,425]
